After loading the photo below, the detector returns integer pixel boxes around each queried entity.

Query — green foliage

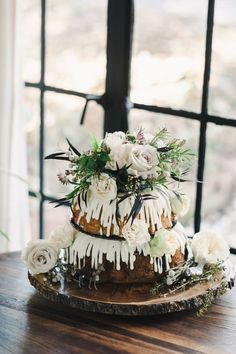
[91,135,101,152]
[197,282,228,316]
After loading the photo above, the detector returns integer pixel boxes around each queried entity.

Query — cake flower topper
[45,128,194,221]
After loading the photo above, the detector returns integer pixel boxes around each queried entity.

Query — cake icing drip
[65,223,187,273]
[74,186,172,236]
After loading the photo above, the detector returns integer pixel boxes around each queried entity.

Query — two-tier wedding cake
[22,128,234,314]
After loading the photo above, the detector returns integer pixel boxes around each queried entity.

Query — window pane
[44,92,103,196]
[24,88,40,191]
[209,0,236,118]
[202,124,236,248]
[29,196,39,240]
[21,0,41,82]
[131,0,207,112]
[46,0,107,93]
[129,110,199,235]
[44,202,70,238]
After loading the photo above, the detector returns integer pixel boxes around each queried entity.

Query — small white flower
[170,194,190,217]
[89,173,117,200]
[122,219,150,247]
[49,224,75,249]
[191,231,229,266]
[57,173,68,185]
[21,240,59,275]
[189,266,203,276]
[166,277,173,286]
[168,269,176,277]
[126,144,159,178]
[150,229,179,258]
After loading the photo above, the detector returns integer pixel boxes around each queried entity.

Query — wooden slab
[28,272,225,316]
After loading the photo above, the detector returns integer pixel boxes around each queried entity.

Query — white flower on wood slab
[21,240,59,275]
[191,231,229,266]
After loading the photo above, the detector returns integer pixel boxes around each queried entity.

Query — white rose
[105,145,128,170]
[150,229,179,258]
[89,173,117,200]
[21,240,59,275]
[122,219,150,247]
[49,224,75,249]
[170,194,190,217]
[191,231,229,266]
[126,144,159,178]
[104,132,127,170]
[103,131,126,150]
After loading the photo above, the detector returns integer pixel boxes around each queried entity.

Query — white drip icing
[74,186,172,236]
[65,224,187,274]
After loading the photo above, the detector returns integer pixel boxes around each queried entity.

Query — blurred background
[0,0,235,252]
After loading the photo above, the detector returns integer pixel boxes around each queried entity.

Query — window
[23,0,236,253]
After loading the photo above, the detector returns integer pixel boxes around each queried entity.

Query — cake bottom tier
[71,249,185,285]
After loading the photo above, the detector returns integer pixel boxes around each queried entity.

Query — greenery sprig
[151,259,223,296]
[150,258,232,316]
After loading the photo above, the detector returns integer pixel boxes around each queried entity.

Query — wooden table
[0,252,235,354]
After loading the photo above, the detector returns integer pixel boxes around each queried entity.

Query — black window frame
[25,0,236,254]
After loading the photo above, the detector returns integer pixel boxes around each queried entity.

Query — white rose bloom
[191,231,229,266]
[21,240,59,275]
[103,131,126,150]
[150,229,179,258]
[49,224,75,249]
[104,132,127,170]
[126,144,159,178]
[105,144,128,170]
[123,219,150,247]
[170,194,190,217]
[89,173,117,200]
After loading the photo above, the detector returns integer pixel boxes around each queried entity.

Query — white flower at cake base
[191,231,229,266]
[122,219,150,247]
[150,229,179,258]
[89,173,117,200]
[49,223,75,249]
[170,193,190,217]
[125,144,159,179]
[21,240,59,275]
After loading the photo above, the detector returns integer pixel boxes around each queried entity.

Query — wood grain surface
[0,252,236,354]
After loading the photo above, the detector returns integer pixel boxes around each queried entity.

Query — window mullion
[103,0,134,134]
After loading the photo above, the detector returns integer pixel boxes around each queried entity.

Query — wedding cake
[22,128,234,313]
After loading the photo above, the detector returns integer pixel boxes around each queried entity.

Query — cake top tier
[46,128,194,206]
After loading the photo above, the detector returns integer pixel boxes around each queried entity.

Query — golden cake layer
[72,209,176,237]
